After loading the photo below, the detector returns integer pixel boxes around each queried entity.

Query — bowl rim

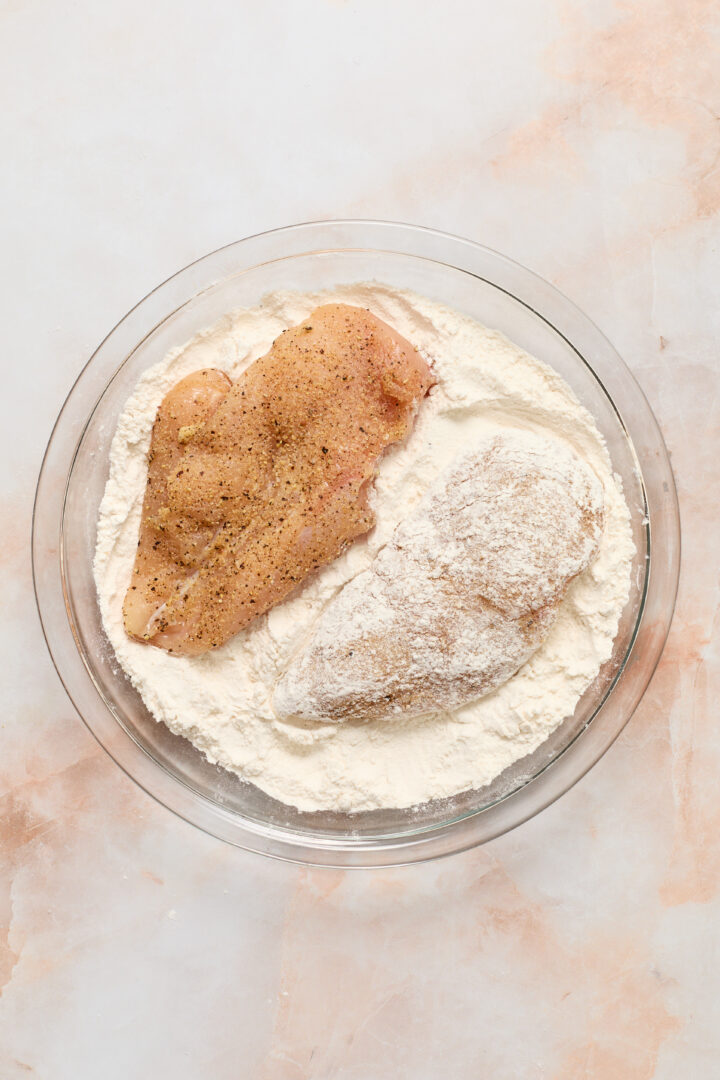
[32,218,681,866]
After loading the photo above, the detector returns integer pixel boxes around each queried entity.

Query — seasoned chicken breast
[123,304,434,654]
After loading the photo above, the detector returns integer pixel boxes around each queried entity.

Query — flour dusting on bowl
[94,283,635,812]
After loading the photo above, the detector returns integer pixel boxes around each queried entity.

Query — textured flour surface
[94,284,635,812]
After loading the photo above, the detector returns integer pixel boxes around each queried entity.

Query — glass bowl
[32,221,680,866]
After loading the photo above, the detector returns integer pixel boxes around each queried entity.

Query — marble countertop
[2,1,718,1076]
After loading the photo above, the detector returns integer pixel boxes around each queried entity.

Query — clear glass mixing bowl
[32,221,680,866]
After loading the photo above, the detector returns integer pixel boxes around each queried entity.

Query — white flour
[94,284,635,812]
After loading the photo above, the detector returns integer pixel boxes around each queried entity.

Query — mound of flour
[94,283,634,812]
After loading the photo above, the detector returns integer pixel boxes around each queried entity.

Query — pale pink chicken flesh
[123,304,434,655]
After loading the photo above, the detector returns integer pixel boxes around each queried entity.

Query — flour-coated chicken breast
[274,430,604,723]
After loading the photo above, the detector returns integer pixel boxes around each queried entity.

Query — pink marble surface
[2,1,718,1076]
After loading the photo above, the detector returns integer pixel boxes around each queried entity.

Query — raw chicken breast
[123,304,434,655]
[273,430,605,723]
